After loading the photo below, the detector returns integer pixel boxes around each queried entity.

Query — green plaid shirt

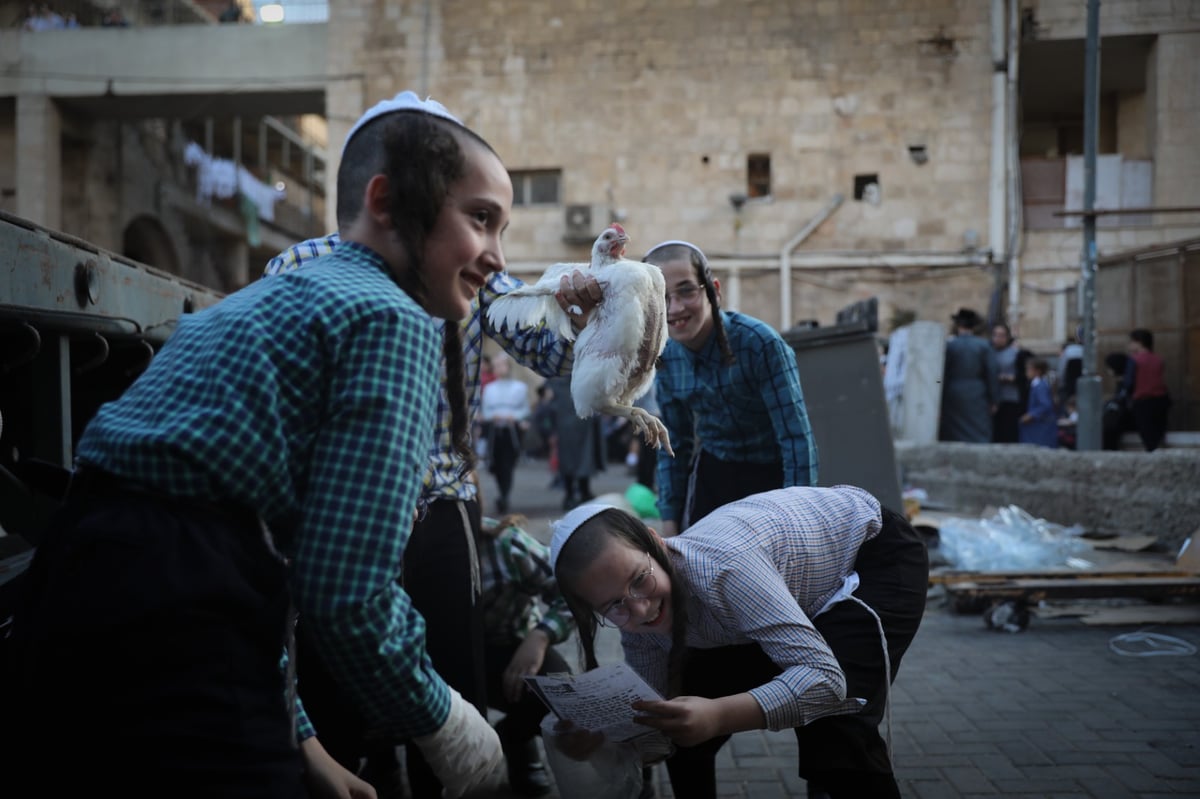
[478,519,574,647]
[77,242,450,739]
[266,234,576,507]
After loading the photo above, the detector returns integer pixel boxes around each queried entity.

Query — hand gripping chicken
[487,224,674,456]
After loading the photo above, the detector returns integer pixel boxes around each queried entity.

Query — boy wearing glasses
[642,240,818,536]
[548,487,929,799]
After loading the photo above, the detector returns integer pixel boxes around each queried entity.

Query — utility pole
[1076,0,1103,450]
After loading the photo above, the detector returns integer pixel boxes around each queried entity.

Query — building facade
[3,0,1198,412]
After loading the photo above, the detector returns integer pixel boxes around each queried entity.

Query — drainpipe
[989,0,1007,277]
[1006,0,1023,331]
[779,193,844,329]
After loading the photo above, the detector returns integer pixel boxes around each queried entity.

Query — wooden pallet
[938,570,1200,620]
[932,568,1196,587]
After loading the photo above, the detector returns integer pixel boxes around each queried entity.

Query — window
[854,173,880,203]
[747,154,771,198]
[510,169,562,206]
[1018,34,1155,229]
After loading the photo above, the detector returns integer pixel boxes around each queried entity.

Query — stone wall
[325,0,1200,337]
[328,0,997,305]
[896,441,1200,551]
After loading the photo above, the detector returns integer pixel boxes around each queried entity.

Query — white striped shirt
[622,485,881,731]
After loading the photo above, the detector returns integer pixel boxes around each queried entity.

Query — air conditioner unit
[563,203,609,244]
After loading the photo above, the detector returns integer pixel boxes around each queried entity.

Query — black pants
[992,401,1022,443]
[485,639,570,743]
[3,487,305,798]
[295,497,487,797]
[685,449,783,529]
[636,443,658,491]
[1131,395,1170,451]
[488,425,522,509]
[663,508,929,799]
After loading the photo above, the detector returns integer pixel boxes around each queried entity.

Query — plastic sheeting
[937,505,1092,572]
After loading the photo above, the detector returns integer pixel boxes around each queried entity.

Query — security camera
[729,193,748,211]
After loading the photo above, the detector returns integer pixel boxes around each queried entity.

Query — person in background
[529,381,557,461]
[262,92,601,798]
[218,0,242,22]
[1123,328,1171,451]
[5,93,512,798]
[549,487,929,799]
[644,240,817,536]
[477,510,576,797]
[1057,329,1085,411]
[547,374,605,510]
[1019,357,1058,448]
[480,353,497,392]
[481,352,530,515]
[1101,352,1134,451]
[939,308,997,443]
[990,323,1032,443]
[1057,394,1078,450]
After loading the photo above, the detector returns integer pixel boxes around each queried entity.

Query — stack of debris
[914,502,1200,632]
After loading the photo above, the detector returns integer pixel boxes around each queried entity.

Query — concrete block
[896,442,1200,550]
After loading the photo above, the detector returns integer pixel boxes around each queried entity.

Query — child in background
[1019,358,1058,448]
[1123,328,1171,451]
[479,512,577,797]
[1057,395,1078,450]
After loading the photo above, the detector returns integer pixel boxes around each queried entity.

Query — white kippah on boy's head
[642,239,708,267]
[549,503,619,571]
[343,90,464,154]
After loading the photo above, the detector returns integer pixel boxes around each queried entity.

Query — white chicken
[487,224,674,456]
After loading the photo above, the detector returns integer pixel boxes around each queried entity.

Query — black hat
[951,308,981,329]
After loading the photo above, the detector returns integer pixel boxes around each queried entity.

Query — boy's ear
[363,174,392,226]
[648,526,666,550]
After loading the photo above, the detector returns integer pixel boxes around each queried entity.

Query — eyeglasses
[665,284,703,305]
[595,552,657,628]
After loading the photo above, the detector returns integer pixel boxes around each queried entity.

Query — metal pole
[1076,0,1103,451]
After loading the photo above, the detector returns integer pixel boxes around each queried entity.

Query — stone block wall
[896,441,1200,551]
[325,0,1198,341]
[328,0,997,266]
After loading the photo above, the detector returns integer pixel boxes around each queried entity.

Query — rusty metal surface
[0,210,224,345]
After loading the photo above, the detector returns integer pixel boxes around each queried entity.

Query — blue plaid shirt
[654,311,818,523]
[622,486,879,730]
[266,234,576,506]
[78,243,450,740]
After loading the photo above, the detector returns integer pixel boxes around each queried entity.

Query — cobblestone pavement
[472,456,1200,798]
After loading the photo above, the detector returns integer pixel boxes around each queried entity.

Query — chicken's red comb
[610,223,626,236]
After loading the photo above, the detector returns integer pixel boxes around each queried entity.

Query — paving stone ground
[473,457,1200,798]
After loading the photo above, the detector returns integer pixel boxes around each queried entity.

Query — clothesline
[183,141,285,223]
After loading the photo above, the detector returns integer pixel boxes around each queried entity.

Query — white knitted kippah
[642,239,708,266]
[549,502,620,571]
[343,90,464,154]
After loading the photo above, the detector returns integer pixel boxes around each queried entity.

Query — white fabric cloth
[814,571,860,618]
[183,141,285,221]
[413,686,505,798]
